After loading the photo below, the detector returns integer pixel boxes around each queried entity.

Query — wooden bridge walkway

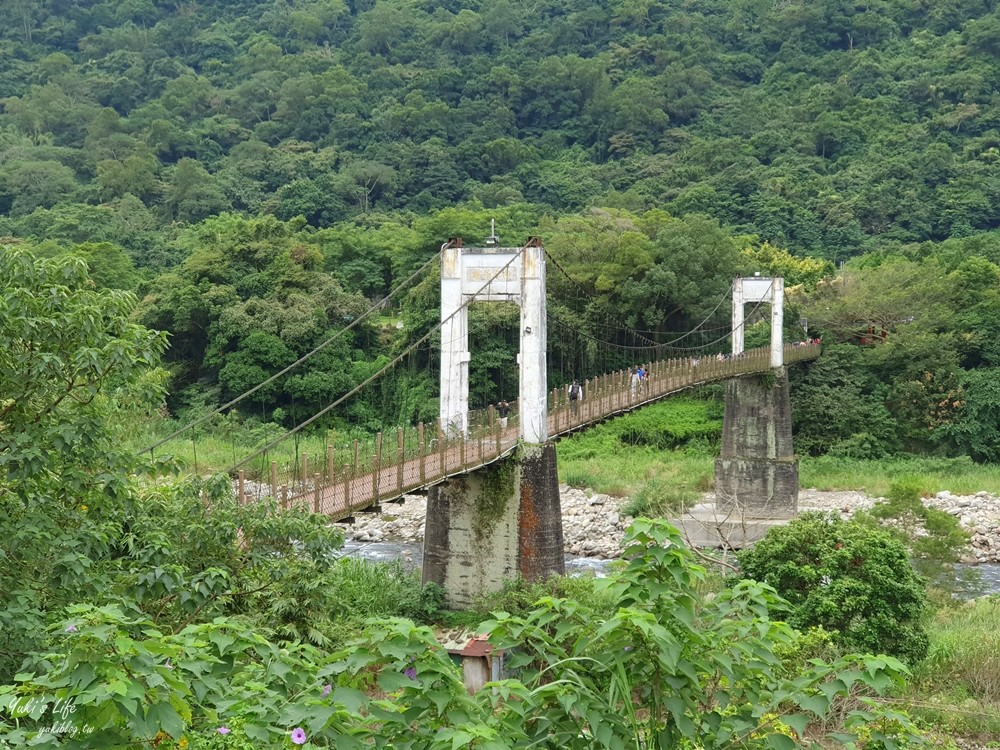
[239,343,820,520]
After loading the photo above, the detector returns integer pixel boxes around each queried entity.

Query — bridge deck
[248,343,819,519]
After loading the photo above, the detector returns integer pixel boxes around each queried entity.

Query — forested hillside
[1,0,998,261]
[8,5,1000,745]
[2,0,1000,461]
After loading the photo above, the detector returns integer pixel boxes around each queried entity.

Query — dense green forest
[1,0,999,256]
[6,3,1000,747]
[2,0,1000,457]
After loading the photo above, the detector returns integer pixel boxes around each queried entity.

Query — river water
[339,541,1000,594]
[338,540,614,576]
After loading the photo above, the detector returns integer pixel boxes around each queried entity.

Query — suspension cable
[225,247,525,474]
[143,250,443,454]
[543,247,736,347]
[548,283,773,354]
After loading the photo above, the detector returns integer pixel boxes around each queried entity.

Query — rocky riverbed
[344,486,1000,564]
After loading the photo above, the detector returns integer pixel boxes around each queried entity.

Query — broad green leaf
[334,686,367,713]
[796,693,830,716]
[766,733,797,750]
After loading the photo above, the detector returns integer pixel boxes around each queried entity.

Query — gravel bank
[341,486,1000,563]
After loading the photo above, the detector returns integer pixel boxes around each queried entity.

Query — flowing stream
[339,541,1000,594]
[338,540,614,576]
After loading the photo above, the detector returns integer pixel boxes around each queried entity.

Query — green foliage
[799,454,1000,497]
[0,245,355,685]
[866,480,969,585]
[136,213,386,425]
[1,0,997,257]
[0,245,168,677]
[243,553,445,649]
[558,396,718,503]
[1,520,923,749]
[913,597,1000,735]
[621,481,700,518]
[939,368,1000,462]
[738,513,930,665]
[740,241,834,291]
[791,343,901,458]
[0,0,997,324]
[0,245,166,491]
[472,573,618,621]
[772,626,841,678]
[560,396,723,457]
[474,453,518,542]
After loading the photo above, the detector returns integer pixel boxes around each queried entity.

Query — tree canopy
[0,0,997,265]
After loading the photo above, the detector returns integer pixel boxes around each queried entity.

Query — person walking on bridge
[497,399,510,428]
[630,367,642,398]
[568,379,582,416]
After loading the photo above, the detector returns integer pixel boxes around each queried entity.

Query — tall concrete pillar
[714,368,798,519]
[425,236,564,608]
[715,275,795,519]
[518,242,548,445]
[440,242,469,436]
[423,444,564,609]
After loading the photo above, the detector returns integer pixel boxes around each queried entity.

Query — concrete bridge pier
[678,275,798,548]
[422,443,564,609]
[425,237,563,608]
[679,369,798,549]
[714,367,798,518]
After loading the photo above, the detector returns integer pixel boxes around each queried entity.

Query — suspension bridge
[220,342,817,520]
[146,232,821,606]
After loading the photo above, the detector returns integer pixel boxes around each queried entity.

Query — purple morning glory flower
[216,726,230,735]
[404,667,417,680]
[64,624,77,633]
[291,727,307,745]
[321,684,332,698]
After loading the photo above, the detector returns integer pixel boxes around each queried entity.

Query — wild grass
[471,573,619,621]
[906,597,1000,735]
[140,431,339,478]
[800,455,1000,497]
[560,413,1000,502]
[560,450,713,496]
[132,412,379,480]
[621,480,702,518]
[557,397,719,505]
[328,557,443,622]
[137,396,1000,502]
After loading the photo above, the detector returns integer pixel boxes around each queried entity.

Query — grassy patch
[906,597,1000,735]
[557,397,719,502]
[800,455,1000,496]
[621,480,702,517]
[132,412,382,481]
[328,557,444,623]
[474,574,619,620]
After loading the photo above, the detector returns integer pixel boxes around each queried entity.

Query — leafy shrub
[473,573,618,620]
[865,479,969,587]
[0,520,922,749]
[773,626,841,677]
[791,343,901,458]
[328,558,445,623]
[244,555,445,648]
[621,479,699,517]
[738,512,930,665]
[558,397,722,457]
[616,399,723,450]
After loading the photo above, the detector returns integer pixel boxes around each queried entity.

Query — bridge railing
[257,404,524,513]
[546,345,797,435]
[243,342,820,515]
